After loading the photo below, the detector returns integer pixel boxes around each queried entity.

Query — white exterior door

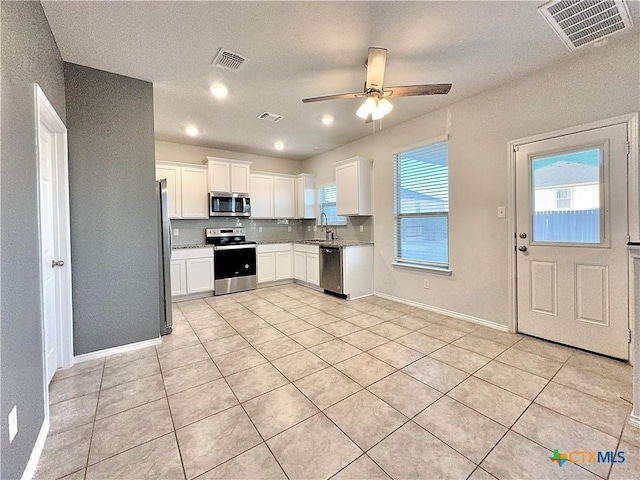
[515,123,629,359]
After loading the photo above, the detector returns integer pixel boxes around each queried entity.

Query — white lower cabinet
[257,244,293,284]
[186,257,215,293]
[293,244,320,286]
[170,260,187,296]
[275,250,293,280]
[171,248,214,297]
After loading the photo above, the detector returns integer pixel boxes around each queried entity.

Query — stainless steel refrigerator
[158,179,173,335]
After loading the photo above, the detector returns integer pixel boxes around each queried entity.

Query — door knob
[518,246,527,252]
[52,260,64,267]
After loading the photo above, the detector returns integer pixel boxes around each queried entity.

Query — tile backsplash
[170,216,373,245]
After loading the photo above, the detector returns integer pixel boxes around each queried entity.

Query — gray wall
[0,2,67,478]
[64,63,160,355]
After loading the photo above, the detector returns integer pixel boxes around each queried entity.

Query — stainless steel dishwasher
[320,246,343,295]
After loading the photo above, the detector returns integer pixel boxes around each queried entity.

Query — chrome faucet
[320,211,334,241]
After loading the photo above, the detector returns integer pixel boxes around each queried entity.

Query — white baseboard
[373,291,509,332]
[20,418,49,480]
[73,337,161,364]
[257,279,294,288]
[629,413,640,429]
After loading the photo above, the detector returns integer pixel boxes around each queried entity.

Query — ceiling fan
[302,47,452,122]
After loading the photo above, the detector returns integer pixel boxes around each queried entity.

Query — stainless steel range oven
[206,227,257,295]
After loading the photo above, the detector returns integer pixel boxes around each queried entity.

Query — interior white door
[515,123,629,359]
[38,125,59,384]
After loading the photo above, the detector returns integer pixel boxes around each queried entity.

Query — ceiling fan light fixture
[356,96,377,119]
[377,97,393,116]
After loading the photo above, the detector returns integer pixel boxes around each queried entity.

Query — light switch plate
[259,227,263,233]
[497,206,506,218]
[360,225,364,233]
[287,226,292,232]
[173,229,179,236]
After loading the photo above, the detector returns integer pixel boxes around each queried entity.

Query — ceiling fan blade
[302,92,364,103]
[384,84,452,97]
[366,47,387,91]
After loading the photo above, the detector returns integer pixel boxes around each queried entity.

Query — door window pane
[531,148,601,243]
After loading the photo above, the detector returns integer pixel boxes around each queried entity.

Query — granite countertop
[252,239,374,247]
[172,244,213,250]
[172,240,373,250]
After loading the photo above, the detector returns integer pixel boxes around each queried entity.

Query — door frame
[507,114,639,353]
[35,84,74,402]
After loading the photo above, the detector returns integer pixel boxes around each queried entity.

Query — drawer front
[293,243,319,254]
[171,247,214,261]
[257,243,293,254]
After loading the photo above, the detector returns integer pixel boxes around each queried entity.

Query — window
[318,184,346,225]
[555,188,572,210]
[394,138,449,267]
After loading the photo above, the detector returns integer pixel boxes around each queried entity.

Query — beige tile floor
[36,284,639,480]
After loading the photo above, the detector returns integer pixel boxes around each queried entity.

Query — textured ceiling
[42,1,639,160]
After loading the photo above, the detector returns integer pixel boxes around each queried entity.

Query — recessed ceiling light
[210,84,228,98]
[274,141,284,151]
[322,115,334,126]
[185,126,199,136]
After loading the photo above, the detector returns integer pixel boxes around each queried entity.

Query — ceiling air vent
[257,112,284,123]
[539,0,634,50]
[213,48,247,71]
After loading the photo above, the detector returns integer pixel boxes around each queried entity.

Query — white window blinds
[318,184,346,225]
[394,139,449,267]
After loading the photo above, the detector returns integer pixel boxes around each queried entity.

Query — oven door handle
[214,244,257,251]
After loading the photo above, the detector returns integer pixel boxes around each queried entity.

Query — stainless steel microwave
[209,192,251,217]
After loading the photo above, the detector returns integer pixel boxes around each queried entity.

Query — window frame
[393,135,450,271]
[317,183,347,226]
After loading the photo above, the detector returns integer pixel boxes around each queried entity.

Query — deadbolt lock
[519,232,527,239]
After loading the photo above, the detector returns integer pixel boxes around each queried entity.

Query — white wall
[302,35,640,327]
[155,140,303,175]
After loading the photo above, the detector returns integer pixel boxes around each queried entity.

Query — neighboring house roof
[534,161,599,188]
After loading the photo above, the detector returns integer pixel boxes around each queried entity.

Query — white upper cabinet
[335,156,372,216]
[181,167,209,218]
[296,174,316,219]
[231,163,251,194]
[250,173,274,219]
[156,163,208,219]
[204,157,251,194]
[274,175,296,219]
[156,164,181,218]
[208,161,230,192]
[250,172,299,219]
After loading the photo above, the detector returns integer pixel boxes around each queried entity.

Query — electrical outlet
[8,406,17,443]
[172,229,179,236]
[313,225,317,232]
[259,227,263,233]
[359,225,364,233]
[307,226,311,232]
[497,206,506,218]
[287,226,292,232]
[423,279,430,289]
